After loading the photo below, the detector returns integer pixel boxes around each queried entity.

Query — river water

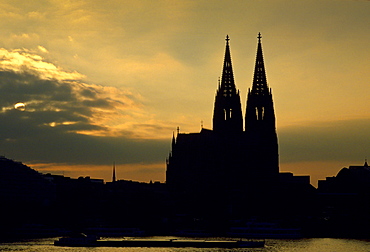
[1,237,370,252]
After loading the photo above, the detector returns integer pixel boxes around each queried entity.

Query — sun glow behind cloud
[0,48,175,139]
[0,48,84,81]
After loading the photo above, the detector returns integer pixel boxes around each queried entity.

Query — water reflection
[268,238,370,252]
[1,238,370,252]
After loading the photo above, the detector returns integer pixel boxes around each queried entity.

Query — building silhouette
[166,34,279,224]
[9,34,370,238]
[314,161,370,237]
[0,156,169,238]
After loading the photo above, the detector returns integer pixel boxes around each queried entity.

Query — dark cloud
[0,126,169,166]
[1,63,368,169]
[0,63,368,176]
[0,63,368,172]
[279,118,370,164]
[0,59,169,167]
[0,70,92,120]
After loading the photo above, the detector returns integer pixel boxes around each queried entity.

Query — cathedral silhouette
[166,34,279,223]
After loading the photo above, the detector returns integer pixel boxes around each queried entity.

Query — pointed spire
[245,33,275,127]
[213,35,243,133]
[244,33,279,179]
[172,131,176,147]
[112,162,116,182]
[245,32,276,129]
[222,35,234,93]
[251,32,268,96]
[364,159,368,167]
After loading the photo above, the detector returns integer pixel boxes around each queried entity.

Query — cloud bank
[279,119,370,164]
[0,48,170,169]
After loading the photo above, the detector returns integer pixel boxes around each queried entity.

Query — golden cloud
[0,48,177,139]
[0,48,85,81]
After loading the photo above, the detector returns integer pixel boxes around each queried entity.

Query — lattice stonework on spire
[244,32,279,180]
[221,35,236,98]
[213,35,243,133]
[245,32,277,130]
[252,32,268,96]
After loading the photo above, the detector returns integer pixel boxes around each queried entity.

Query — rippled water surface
[1,237,370,252]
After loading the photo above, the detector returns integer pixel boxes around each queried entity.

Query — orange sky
[0,0,369,187]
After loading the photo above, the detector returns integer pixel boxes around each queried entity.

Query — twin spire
[213,33,273,133]
[251,32,269,96]
[212,34,243,133]
[246,32,276,131]
[220,34,237,100]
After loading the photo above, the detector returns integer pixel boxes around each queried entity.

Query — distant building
[279,172,311,185]
[315,161,370,237]
[318,161,370,193]
[0,156,171,236]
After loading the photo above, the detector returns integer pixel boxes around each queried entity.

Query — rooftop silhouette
[1,34,370,240]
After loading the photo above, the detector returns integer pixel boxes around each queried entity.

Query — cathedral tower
[245,33,279,180]
[166,34,280,221]
[213,35,243,133]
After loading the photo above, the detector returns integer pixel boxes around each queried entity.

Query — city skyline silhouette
[1,31,370,240]
[0,1,368,186]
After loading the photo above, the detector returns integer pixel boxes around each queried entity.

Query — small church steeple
[112,162,116,182]
[213,35,243,133]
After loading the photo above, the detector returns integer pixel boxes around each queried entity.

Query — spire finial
[226,34,230,44]
[258,32,262,43]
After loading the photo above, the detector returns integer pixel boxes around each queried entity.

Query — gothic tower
[245,33,279,182]
[166,34,280,221]
[213,35,243,133]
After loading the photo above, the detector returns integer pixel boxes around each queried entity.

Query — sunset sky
[0,0,369,186]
